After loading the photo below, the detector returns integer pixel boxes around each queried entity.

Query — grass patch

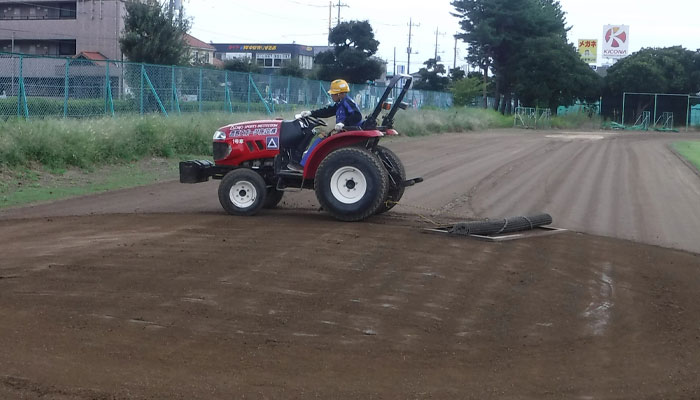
[672,141,700,172]
[0,113,271,170]
[0,157,202,209]
[394,107,512,136]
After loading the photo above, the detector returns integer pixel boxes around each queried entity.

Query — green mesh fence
[0,52,452,119]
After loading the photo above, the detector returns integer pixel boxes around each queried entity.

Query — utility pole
[453,35,458,70]
[393,47,396,76]
[328,1,332,46]
[434,27,445,61]
[334,0,349,26]
[407,18,420,75]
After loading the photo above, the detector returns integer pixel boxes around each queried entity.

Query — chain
[384,200,472,227]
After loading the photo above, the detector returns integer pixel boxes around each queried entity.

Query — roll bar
[361,74,413,130]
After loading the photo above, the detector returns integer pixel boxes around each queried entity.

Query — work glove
[300,110,312,118]
[334,122,345,131]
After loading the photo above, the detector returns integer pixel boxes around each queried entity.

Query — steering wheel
[305,115,327,127]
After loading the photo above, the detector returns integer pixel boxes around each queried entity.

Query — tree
[119,0,190,65]
[451,0,587,111]
[449,67,466,81]
[223,58,261,74]
[605,46,700,95]
[451,76,486,106]
[314,20,384,83]
[279,60,305,78]
[414,58,450,91]
[510,35,601,110]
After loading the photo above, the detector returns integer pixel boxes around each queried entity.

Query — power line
[284,0,327,7]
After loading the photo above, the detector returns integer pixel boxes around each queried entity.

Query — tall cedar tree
[451,0,598,111]
[315,20,384,84]
[120,0,191,65]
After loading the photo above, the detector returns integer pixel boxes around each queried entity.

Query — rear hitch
[402,177,424,187]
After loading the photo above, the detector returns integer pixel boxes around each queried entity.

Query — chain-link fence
[0,52,452,119]
[621,92,699,131]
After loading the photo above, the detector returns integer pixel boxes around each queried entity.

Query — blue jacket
[311,96,362,126]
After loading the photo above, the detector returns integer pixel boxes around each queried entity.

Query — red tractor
[179,75,422,221]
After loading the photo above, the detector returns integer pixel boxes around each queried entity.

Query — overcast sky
[186,0,700,72]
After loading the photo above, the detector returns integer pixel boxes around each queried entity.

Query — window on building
[264,59,273,67]
[59,2,77,19]
[58,40,76,56]
[273,58,282,67]
[257,59,265,66]
[298,55,313,70]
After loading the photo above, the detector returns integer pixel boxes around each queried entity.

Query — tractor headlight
[213,130,226,140]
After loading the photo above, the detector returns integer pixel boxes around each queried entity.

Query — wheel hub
[330,166,367,204]
[230,180,257,208]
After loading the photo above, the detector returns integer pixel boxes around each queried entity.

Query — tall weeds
[0,108,511,170]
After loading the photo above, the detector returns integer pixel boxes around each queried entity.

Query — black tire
[218,169,267,216]
[375,145,406,214]
[263,187,284,209]
[315,147,389,222]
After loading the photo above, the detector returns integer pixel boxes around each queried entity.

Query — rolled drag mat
[448,213,553,236]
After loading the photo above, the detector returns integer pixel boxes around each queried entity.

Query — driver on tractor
[287,79,362,171]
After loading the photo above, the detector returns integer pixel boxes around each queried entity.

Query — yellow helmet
[328,79,350,94]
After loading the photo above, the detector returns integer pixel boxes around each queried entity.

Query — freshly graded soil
[2,129,700,399]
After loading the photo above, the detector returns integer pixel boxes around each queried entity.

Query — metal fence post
[171,65,175,114]
[16,55,21,117]
[247,72,251,113]
[171,66,181,114]
[63,58,69,118]
[687,95,691,132]
[17,55,28,119]
[225,71,232,113]
[140,63,145,115]
[142,66,167,116]
[105,62,114,117]
[286,76,290,112]
[248,74,271,115]
[198,68,203,113]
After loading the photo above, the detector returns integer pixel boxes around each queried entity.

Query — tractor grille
[213,142,231,160]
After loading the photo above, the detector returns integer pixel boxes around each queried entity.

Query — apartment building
[185,33,218,66]
[0,0,126,61]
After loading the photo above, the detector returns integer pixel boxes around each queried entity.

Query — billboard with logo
[602,25,630,58]
[578,39,598,64]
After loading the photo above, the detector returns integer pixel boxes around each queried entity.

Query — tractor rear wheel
[315,147,388,221]
[375,145,406,214]
[218,169,267,216]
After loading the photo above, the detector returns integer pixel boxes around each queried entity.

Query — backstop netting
[622,92,697,131]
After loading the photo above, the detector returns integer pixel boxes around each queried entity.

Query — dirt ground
[2,129,700,399]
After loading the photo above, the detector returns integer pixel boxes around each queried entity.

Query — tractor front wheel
[218,169,267,216]
[315,147,388,222]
